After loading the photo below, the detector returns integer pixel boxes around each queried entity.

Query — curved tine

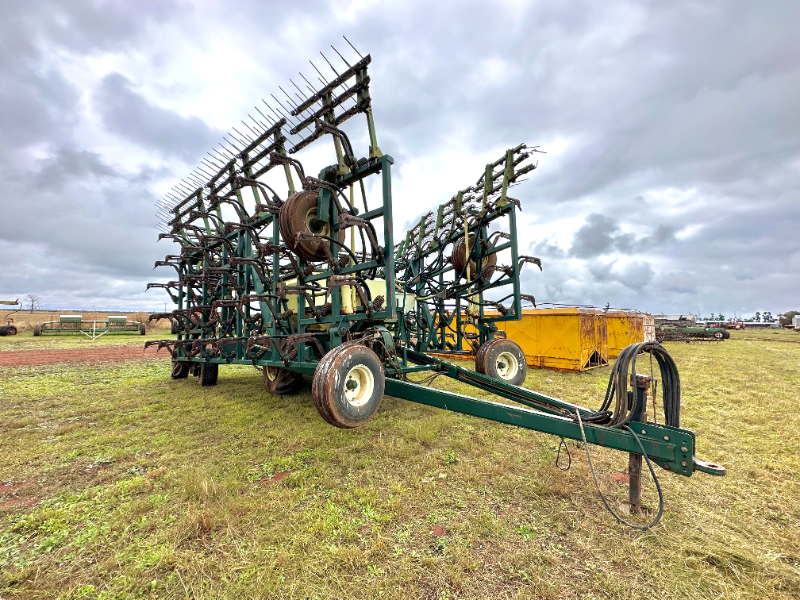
[208,193,251,223]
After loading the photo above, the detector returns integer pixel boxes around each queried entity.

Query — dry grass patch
[0,337,798,598]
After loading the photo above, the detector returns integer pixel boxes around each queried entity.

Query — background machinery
[147,40,724,527]
[0,299,20,336]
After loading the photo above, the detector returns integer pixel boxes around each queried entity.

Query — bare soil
[0,345,165,367]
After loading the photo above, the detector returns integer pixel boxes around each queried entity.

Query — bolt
[346,379,358,390]
[681,446,688,453]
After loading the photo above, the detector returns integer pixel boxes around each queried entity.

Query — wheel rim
[344,365,375,407]
[496,351,519,380]
[304,207,329,237]
[265,367,278,381]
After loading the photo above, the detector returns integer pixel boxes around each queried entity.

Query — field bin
[491,307,609,372]
[606,311,655,358]
[33,315,145,339]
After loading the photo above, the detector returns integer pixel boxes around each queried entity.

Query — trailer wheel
[199,362,218,387]
[722,330,730,339]
[171,361,191,379]
[6,325,17,336]
[713,331,723,340]
[476,338,527,386]
[279,190,346,263]
[33,324,42,336]
[312,344,385,428]
[263,366,302,395]
[139,322,146,335]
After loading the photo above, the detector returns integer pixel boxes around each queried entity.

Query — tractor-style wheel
[139,322,146,335]
[33,324,42,336]
[198,362,219,387]
[263,366,303,395]
[279,190,346,263]
[6,325,17,336]
[451,234,497,282]
[476,338,527,386]
[713,331,723,340]
[171,361,191,379]
[312,344,385,428]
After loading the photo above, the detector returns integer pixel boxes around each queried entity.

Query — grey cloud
[570,214,675,258]
[1,0,799,315]
[94,73,223,162]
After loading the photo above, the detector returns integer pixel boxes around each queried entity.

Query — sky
[1,0,798,317]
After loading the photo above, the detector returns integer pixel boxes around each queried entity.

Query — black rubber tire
[476,338,527,386]
[139,322,146,335]
[0,326,8,337]
[713,331,723,339]
[263,366,303,395]
[6,325,17,336]
[198,362,219,387]
[171,361,191,379]
[33,324,42,336]
[722,330,730,339]
[279,190,346,263]
[312,344,385,428]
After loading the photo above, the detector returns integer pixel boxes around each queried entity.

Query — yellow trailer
[493,307,609,372]
[605,311,656,358]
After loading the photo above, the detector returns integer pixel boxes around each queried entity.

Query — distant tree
[780,311,799,326]
[717,313,725,321]
[762,311,774,323]
[26,294,41,313]
[754,311,761,322]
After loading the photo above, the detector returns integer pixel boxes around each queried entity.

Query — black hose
[598,342,680,428]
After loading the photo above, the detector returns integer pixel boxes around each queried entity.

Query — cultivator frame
[147,40,724,526]
[34,315,145,339]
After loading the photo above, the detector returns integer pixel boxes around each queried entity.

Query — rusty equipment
[33,315,146,339]
[146,40,724,528]
[0,299,21,336]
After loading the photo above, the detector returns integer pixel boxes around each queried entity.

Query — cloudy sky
[1,0,798,316]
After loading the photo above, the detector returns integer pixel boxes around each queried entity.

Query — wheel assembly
[264,365,303,395]
[279,190,346,263]
[312,344,385,428]
[171,361,190,380]
[33,324,42,336]
[476,338,527,386]
[451,234,496,281]
[198,362,218,387]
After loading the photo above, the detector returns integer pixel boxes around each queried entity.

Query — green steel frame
[148,45,724,504]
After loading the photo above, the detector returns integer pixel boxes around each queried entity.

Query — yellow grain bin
[605,311,654,358]
[494,308,608,372]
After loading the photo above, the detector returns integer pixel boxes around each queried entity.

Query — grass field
[0,332,798,599]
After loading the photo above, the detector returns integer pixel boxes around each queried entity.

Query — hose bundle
[598,341,681,428]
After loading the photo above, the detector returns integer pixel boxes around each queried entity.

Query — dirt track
[0,346,164,368]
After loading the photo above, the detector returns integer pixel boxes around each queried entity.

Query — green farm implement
[34,315,146,339]
[0,299,20,336]
[147,40,724,527]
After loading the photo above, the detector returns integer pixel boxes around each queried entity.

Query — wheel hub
[496,351,519,380]
[344,364,374,406]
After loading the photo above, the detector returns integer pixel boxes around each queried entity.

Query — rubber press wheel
[263,366,303,395]
[198,362,219,387]
[476,338,527,387]
[171,361,191,379]
[279,190,345,263]
[312,344,385,428]
[33,324,42,336]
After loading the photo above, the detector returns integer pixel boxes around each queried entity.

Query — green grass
[0,336,798,599]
